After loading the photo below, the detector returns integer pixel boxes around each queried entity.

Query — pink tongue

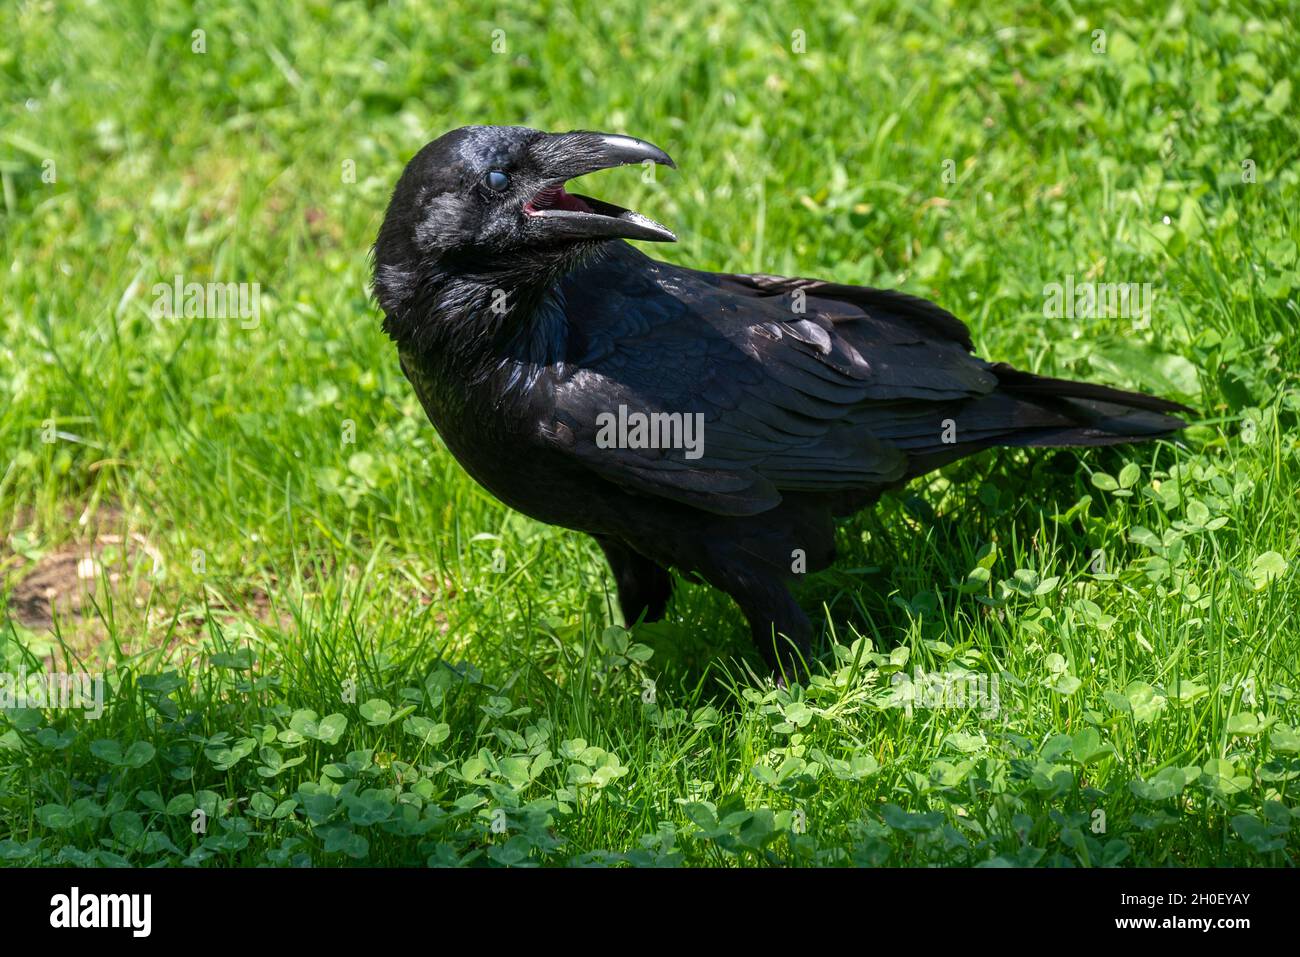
[555,189,591,212]
[536,185,592,213]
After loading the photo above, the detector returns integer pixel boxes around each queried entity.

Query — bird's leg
[593,535,675,626]
[724,576,814,680]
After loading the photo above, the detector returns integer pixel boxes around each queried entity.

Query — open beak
[524,131,677,243]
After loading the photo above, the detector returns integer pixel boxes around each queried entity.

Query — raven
[373,126,1188,675]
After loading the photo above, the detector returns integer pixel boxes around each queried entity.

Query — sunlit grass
[1,0,1297,866]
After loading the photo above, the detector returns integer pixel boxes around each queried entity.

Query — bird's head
[373,125,675,326]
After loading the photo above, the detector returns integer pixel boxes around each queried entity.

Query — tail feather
[889,364,1190,480]
[989,362,1190,447]
[988,362,1193,416]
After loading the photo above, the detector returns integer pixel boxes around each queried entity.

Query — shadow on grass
[624,442,1185,696]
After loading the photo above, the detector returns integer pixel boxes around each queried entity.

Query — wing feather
[541,246,997,515]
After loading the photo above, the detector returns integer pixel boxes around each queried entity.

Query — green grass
[1,0,1298,866]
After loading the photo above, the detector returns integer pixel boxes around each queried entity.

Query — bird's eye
[484,170,510,192]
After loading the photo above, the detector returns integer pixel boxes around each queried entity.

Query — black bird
[373,126,1188,675]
